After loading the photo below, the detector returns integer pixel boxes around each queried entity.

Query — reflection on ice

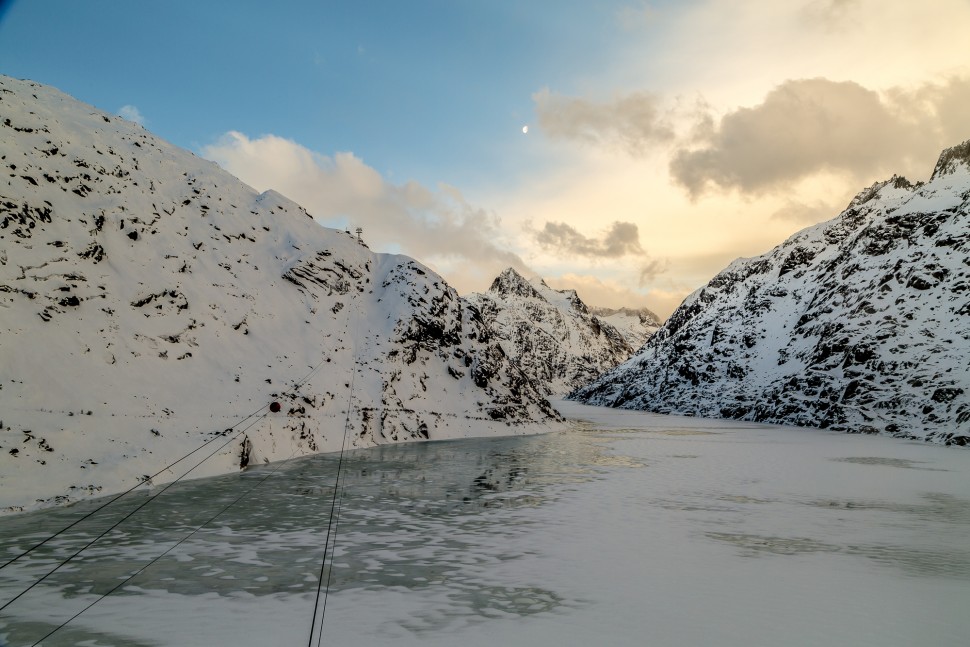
[705,530,970,578]
[832,456,947,470]
[0,427,619,645]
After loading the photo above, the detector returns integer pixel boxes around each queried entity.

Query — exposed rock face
[588,307,662,350]
[465,268,634,395]
[572,142,970,445]
[0,75,560,513]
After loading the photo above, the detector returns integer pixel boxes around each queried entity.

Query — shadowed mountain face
[573,141,970,445]
[465,268,637,396]
[0,75,560,513]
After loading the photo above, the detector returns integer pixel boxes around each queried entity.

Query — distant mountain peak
[466,269,654,395]
[489,267,544,300]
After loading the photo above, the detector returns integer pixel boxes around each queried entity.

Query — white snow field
[1,402,968,646]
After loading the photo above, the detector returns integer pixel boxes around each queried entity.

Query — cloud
[668,77,970,196]
[532,75,970,201]
[533,87,675,154]
[890,75,970,147]
[533,220,646,258]
[117,105,145,125]
[638,258,669,285]
[669,78,915,196]
[202,132,529,291]
[531,220,668,289]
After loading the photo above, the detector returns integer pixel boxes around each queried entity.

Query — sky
[1,0,969,318]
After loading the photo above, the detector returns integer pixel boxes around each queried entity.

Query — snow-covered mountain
[588,306,662,350]
[0,75,561,513]
[572,141,970,445]
[464,268,634,396]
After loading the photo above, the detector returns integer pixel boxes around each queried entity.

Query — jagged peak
[931,139,970,181]
[489,267,545,300]
[494,266,527,283]
[487,268,596,315]
[846,174,915,210]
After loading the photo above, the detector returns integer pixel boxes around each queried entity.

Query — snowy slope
[464,268,634,396]
[588,306,662,350]
[572,142,970,445]
[0,75,561,513]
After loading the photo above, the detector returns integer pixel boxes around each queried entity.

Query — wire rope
[27,424,304,647]
[307,301,359,647]
[0,413,265,615]
[0,402,271,573]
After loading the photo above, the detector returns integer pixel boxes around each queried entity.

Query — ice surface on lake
[2,403,969,646]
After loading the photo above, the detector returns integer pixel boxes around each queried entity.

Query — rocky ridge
[0,75,560,513]
[572,141,970,445]
[465,268,635,395]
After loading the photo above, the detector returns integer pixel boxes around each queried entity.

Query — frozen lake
[2,401,969,646]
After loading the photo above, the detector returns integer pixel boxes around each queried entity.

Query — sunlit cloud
[533,87,675,154]
[534,74,970,202]
[668,77,970,197]
[533,220,645,258]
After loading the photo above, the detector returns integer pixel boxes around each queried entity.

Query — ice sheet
[2,403,968,646]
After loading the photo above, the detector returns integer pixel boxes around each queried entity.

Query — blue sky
[2,0,969,316]
[0,0,634,187]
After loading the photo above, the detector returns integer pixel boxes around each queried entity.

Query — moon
[522,125,528,134]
